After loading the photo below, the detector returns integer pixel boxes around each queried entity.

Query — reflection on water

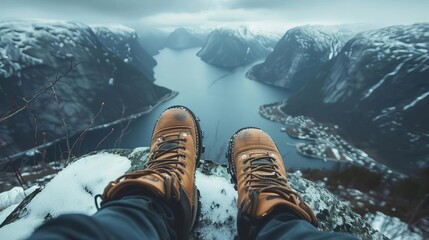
[121,48,336,169]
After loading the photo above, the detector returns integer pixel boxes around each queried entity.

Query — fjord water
[122,48,334,169]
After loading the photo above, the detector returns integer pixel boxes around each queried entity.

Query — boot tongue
[250,157,278,178]
[159,142,179,151]
[250,158,272,166]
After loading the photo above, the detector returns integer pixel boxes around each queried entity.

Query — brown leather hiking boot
[101,105,204,239]
[227,127,318,239]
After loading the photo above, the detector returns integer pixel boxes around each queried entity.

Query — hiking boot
[227,127,318,239]
[101,105,204,239]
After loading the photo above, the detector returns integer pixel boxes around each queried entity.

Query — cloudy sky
[1,0,428,31]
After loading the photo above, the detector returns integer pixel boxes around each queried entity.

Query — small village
[259,101,406,180]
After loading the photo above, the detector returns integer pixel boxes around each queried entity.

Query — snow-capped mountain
[136,28,169,55]
[164,27,208,50]
[197,27,279,68]
[247,25,356,90]
[91,24,157,81]
[0,20,172,158]
[284,23,429,173]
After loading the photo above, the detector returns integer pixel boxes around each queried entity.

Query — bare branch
[114,104,132,148]
[51,82,71,164]
[95,128,114,150]
[68,102,104,162]
[33,115,38,167]
[0,61,80,123]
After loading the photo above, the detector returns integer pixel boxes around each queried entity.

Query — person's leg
[227,127,357,240]
[257,211,358,239]
[27,105,204,240]
[29,196,176,239]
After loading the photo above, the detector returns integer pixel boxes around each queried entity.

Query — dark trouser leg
[28,196,176,240]
[256,212,359,240]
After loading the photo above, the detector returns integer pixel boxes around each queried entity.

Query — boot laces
[243,154,307,213]
[123,132,188,181]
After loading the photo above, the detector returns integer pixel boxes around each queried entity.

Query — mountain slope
[0,20,172,158]
[135,27,169,56]
[284,23,429,173]
[164,27,208,49]
[197,27,279,68]
[247,25,355,90]
[92,24,157,81]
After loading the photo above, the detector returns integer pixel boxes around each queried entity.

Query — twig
[51,82,71,164]
[0,61,79,123]
[68,102,104,162]
[114,105,132,147]
[33,115,38,168]
[95,128,114,150]
[41,132,47,166]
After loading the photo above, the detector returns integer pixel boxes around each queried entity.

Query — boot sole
[226,127,261,189]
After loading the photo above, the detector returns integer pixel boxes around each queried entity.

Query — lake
[120,48,335,170]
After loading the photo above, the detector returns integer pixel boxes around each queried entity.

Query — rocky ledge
[0,148,385,239]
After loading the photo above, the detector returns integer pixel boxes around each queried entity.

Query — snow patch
[0,153,130,239]
[0,186,37,211]
[195,171,237,239]
[403,91,429,110]
[365,211,423,240]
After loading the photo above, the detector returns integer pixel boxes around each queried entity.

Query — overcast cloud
[1,0,428,31]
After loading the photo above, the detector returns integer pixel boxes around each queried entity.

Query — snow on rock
[91,24,157,81]
[195,171,237,239]
[365,211,423,240]
[197,27,279,68]
[0,186,38,211]
[284,23,429,173]
[247,25,356,90]
[0,152,130,239]
[0,148,385,239]
[0,204,18,224]
[322,23,429,104]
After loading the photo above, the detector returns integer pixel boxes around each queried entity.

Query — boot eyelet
[182,132,188,137]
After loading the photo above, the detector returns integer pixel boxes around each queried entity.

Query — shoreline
[259,101,407,180]
[0,91,178,164]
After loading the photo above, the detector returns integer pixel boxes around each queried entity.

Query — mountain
[0,20,173,158]
[134,27,170,56]
[197,27,279,68]
[92,24,157,81]
[164,27,208,50]
[247,25,355,90]
[0,148,385,240]
[283,23,429,173]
